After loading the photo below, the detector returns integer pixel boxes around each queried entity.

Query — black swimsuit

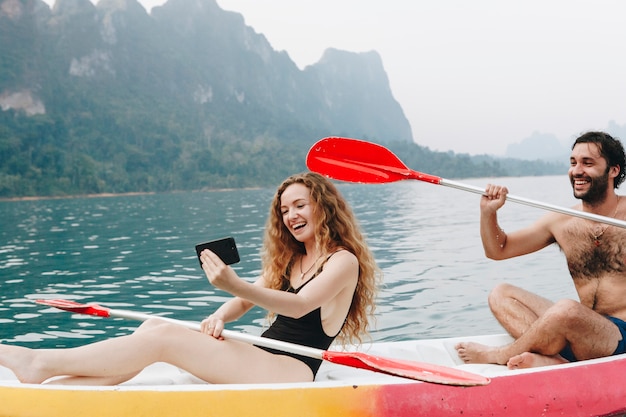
[256,254,340,376]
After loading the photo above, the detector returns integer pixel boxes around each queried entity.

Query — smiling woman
[0,172,382,386]
[257,172,381,349]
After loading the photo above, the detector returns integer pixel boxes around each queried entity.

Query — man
[456,131,626,369]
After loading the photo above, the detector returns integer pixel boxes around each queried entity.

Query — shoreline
[0,187,264,202]
[0,191,156,202]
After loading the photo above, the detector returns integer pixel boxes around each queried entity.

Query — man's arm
[480,184,556,260]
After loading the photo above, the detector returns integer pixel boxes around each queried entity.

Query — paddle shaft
[107,309,323,359]
[439,178,626,228]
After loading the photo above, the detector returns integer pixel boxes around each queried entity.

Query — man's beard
[571,169,610,204]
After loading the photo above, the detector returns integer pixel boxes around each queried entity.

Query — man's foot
[455,342,504,364]
[506,352,568,369]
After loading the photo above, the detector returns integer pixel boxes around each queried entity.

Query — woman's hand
[199,249,240,292]
[200,314,225,339]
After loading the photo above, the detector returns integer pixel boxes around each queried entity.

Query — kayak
[2,333,625,417]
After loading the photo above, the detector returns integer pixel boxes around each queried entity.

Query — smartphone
[195,237,240,266]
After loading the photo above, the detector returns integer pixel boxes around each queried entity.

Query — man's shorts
[559,315,626,362]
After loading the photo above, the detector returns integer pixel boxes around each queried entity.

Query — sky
[45,0,626,156]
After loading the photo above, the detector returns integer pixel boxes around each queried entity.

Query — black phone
[195,237,240,266]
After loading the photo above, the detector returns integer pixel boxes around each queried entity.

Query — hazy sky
[45,0,626,155]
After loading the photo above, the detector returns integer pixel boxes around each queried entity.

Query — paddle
[35,299,489,386]
[307,136,626,228]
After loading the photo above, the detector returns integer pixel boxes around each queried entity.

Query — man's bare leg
[456,298,623,368]
[456,283,554,364]
[488,283,554,338]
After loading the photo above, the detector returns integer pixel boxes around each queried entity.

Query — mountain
[504,122,626,163]
[2,0,413,142]
[0,0,417,197]
[607,121,626,144]
[505,132,569,162]
[0,0,562,198]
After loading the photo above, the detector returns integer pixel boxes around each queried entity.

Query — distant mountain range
[0,0,566,198]
[505,121,626,162]
[3,0,413,140]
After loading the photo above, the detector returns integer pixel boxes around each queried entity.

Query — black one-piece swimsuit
[256,255,340,376]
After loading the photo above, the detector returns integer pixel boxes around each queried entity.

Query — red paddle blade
[322,350,489,386]
[306,137,442,184]
[36,299,111,318]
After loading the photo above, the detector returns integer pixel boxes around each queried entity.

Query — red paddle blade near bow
[322,350,489,386]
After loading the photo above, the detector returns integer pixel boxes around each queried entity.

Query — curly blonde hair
[261,172,381,345]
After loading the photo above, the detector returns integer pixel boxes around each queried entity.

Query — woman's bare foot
[0,344,49,384]
[455,342,505,364]
[506,352,568,369]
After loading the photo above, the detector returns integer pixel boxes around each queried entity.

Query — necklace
[591,196,620,246]
[299,254,323,280]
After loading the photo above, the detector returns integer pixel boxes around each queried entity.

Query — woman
[0,172,380,385]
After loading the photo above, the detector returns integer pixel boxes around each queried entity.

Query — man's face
[568,142,612,203]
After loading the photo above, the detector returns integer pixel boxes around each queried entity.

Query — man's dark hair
[573,131,626,189]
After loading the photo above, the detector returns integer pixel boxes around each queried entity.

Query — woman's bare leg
[14,320,163,385]
[44,373,140,386]
[0,319,313,385]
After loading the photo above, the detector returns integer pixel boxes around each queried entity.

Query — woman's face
[280,183,315,243]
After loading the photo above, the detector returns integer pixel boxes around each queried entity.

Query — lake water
[0,175,579,348]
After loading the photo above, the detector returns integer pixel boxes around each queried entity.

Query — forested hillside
[0,0,563,199]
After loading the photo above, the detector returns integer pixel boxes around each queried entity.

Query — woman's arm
[201,277,266,336]
[202,249,358,319]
